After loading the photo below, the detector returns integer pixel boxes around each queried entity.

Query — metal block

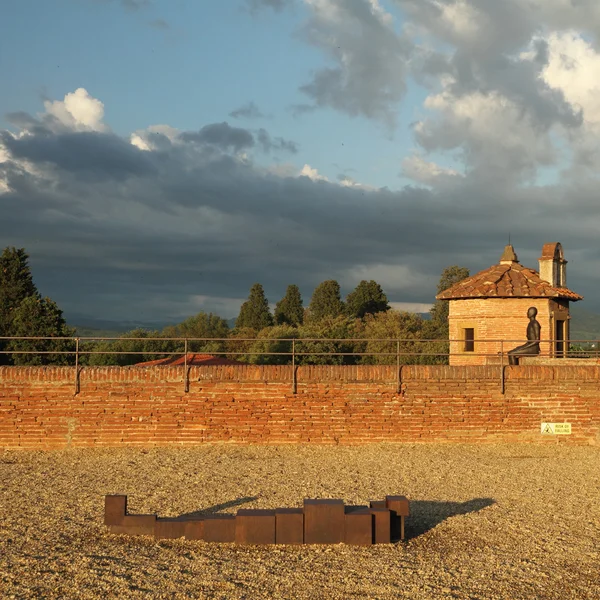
[235,509,276,545]
[386,495,409,541]
[108,514,156,536]
[155,518,186,540]
[370,507,391,544]
[275,508,304,545]
[344,507,372,546]
[184,520,204,540]
[369,500,386,510]
[104,495,127,526]
[385,495,410,516]
[303,499,345,544]
[203,515,236,543]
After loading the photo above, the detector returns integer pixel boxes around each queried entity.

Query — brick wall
[1,365,598,448]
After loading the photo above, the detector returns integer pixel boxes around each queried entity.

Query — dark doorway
[555,320,565,357]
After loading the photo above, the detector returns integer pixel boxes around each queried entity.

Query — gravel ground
[1,443,599,600]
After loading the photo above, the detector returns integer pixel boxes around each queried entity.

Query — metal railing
[1,335,599,395]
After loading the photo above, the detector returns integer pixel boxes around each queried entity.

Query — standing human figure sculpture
[507,307,541,365]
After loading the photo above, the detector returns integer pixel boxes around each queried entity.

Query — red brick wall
[1,365,598,448]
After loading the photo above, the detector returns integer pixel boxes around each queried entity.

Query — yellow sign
[541,423,572,435]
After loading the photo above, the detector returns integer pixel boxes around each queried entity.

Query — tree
[356,310,426,365]
[274,285,304,326]
[429,265,470,338]
[7,296,76,365]
[162,311,229,353]
[86,328,176,366]
[307,280,345,322]
[295,314,357,365]
[0,247,37,337]
[345,280,390,319]
[236,283,273,331]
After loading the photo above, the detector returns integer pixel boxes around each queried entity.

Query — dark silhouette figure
[508,307,541,365]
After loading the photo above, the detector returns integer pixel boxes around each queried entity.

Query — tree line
[0,246,469,366]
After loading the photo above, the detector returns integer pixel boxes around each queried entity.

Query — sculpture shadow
[176,496,259,520]
[405,498,496,540]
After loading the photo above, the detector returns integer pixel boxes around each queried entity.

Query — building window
[464,328,475,352]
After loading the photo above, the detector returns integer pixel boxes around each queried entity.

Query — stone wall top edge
[1,363,599,383]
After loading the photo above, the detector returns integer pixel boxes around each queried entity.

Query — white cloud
[300,163,329,182]
[43,88,107,132]
[539,32,600,125]
[402,154,461,186]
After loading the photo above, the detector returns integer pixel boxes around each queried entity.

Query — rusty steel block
[370,507,391,544]
[184,520,204,540]
[235,509,276,545]
[303,499,345,544]
[386,495,409,541]
[369,500,386,510]
[104,495,127,526]
[275,508,303,545]
[385,495,409,516]
[108,514,156,536]
[155,518,186,540]
[344,507,372,546]
[203,515,236,543]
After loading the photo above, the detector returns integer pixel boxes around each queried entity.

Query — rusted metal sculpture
[104,494,409,545]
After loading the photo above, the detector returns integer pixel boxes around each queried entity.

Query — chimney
[539,242,566,287]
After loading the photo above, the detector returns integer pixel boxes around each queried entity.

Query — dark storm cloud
[1,131,154,180]
[2,119,599,323]
[256,129,298,153]
[229,102,267,120]
[180,122,255,152]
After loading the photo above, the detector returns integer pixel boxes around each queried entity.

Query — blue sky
[1,0,600,323]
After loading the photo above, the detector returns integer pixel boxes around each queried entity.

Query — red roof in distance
[135,353,245,367]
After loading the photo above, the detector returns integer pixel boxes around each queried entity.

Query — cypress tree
[274,284,304,326]
[308,280,345,321]
[236,283,273,331]
[0,247,37,336]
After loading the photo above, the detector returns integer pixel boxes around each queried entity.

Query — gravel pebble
[1,443,599,599]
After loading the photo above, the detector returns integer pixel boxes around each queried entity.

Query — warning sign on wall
[541,423,572,435]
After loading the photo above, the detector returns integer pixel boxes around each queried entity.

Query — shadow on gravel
[177,496,259,520]
[405,498,496,540]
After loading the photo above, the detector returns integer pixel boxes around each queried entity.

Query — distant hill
[570,305,600,341]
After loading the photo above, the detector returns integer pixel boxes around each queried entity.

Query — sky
[1,0,600,325]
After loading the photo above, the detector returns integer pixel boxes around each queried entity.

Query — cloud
[9,88,109,134]
[244,0,293,14]
[402,155,462,187]
[3,69,600,325]
[179,122,256,152]
[297,0,412,128]
[256,129,298,153]
[229,102,267,119]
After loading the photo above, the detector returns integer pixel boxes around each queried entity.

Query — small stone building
[436,243,583,365]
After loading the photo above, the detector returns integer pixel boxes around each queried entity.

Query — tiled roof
[436,256,583,301]
[135,353,245,367]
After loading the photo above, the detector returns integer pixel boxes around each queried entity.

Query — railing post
[500,339,505,395]
[184,338,189,393]
[292,339,297,395]
[74,337,80,395]
[396,340,401,394]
